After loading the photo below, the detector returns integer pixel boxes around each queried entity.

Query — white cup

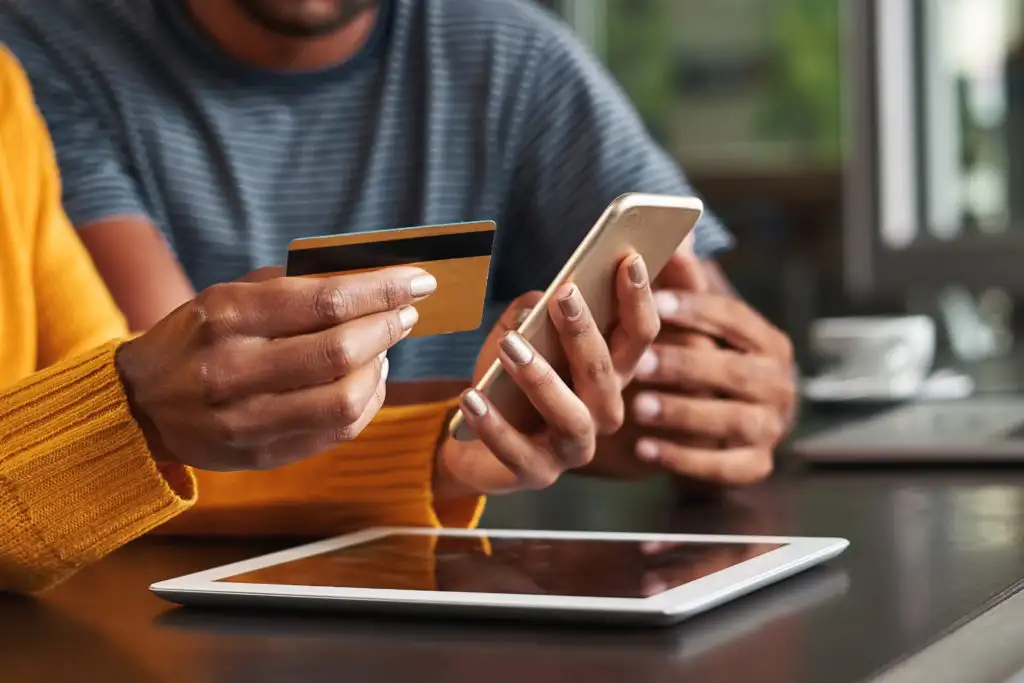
[810,316,936,385]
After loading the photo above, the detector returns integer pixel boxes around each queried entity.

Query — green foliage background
[602,0,843,161]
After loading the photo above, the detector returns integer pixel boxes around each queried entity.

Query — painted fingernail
[628,255,648,287]
[461,389,488,417]
[636,439,660,462]
[381,357,390,382]
[636,349,659,377]
[514,307,534,328]
[410,274,438,298]
[633,393,661,422]
[500,331,535,365]
[557,285,583,321]
[399,306,419,330]
[654,291,679,317]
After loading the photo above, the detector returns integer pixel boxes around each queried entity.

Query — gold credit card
[285,221,496,337]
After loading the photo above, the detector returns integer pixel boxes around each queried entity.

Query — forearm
[79,219,195,331]
[0,342,196,593]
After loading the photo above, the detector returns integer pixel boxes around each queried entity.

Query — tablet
[150,528,849,626]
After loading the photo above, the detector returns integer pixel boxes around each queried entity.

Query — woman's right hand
[114,267,436,471]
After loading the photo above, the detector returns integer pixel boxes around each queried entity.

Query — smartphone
[448,193,704,441]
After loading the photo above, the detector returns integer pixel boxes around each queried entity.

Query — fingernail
[381,357,390,382]
[636,439,660,462]
[628,255,648,287]
[410,274,438,298]
[515,307,534,328]
[633,393,661,422]
[462,389,488,417]
[399,306,419,330]
[654,291,679,317]
[557,285,583,321]
[636,349,659,377]
[500,331,535,365]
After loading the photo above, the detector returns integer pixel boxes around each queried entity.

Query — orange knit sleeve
[0,47,196,594]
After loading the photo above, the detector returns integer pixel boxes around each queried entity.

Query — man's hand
[624,247,797,485]
[435,254,660,497]
[115,266,437,471]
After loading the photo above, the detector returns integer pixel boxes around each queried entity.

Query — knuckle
[763,411,786,445]
[525,466,561,491]
[210,410,247,448]
[322,330,356,375]
[528,365,560,392]
[196,357,231,405]
[597,401,625,434]
[191,285,240,340]
[314,284,353,324]
[378,277,405,310]
[384,313,401,346]
[584,354,615,384]
[724,353,752,391]
[328,386,365,426]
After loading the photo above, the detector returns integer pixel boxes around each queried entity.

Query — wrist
[114,339,176,465]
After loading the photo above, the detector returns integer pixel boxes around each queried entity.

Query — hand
[435,253,661,496]
[115,266,438,471]
[624,248,796,485]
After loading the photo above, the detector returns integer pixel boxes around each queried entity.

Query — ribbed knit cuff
[156,397,483,537]
[0,341,196,593]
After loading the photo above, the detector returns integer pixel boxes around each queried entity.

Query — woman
[0,46,486,594]
[0,44,642,594]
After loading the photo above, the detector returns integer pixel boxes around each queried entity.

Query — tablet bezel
[149,528,848,617]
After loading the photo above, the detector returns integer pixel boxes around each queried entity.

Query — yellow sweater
[0,48,479,594]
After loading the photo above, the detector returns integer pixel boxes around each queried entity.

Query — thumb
[655,234,708,292]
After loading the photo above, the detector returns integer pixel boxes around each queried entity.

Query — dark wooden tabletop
[6,462,1024,683]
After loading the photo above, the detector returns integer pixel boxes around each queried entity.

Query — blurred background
[534,0,1024,371]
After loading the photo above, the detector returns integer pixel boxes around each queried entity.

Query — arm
[0,29,194,330]
[0,48,196,594]
[78,218,195,331]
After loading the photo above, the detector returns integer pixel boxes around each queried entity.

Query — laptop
[792,397,1024,462]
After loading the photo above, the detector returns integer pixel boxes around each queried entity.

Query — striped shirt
[0,0,732,381]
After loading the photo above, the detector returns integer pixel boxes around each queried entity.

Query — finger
[195,266,437,340]
[635,344,792,406]
[653,237,708,291]
[631,393,785,447]
[608,254,661,381]
[498,330,595,466]
[214,354,387,446]
[548,283,623,434]
[253,368,385,468]
[635,439,774,485]
[654,290,792,361]
[497,291,545,331]
[200,307,415,402]
[455,389,565,490]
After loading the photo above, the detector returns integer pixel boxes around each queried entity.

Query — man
[0,0,796,499]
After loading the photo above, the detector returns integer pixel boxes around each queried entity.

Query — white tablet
[150,528,849,626]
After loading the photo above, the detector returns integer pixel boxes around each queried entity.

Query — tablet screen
[217,534,785,598]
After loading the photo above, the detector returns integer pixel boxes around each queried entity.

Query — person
[0,0,797,514]
[0,46,659,592]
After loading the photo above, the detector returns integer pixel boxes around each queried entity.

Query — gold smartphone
[448,193,704,441]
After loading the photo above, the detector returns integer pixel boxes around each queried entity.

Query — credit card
[286,221,496,337]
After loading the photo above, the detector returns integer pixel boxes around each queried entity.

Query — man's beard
[235,0,379,38]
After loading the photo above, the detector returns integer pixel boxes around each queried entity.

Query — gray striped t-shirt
[0,0,733,380]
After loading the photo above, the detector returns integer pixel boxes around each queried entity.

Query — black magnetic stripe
[286,230,495,275]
